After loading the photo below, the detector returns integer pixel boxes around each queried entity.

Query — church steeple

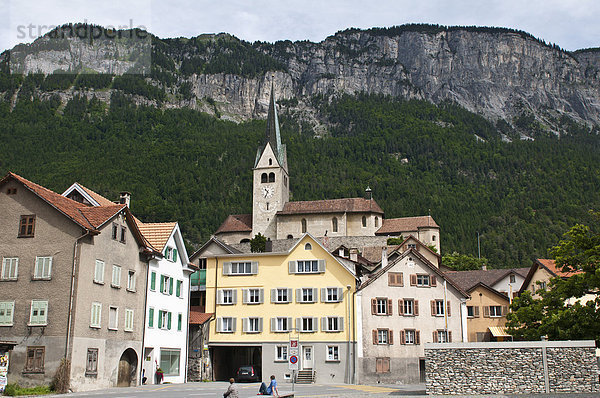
[255,84,287,172]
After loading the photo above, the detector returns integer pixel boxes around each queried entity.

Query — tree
[441,252,487,271]
[506,219,600,342]
[250,233,266,253]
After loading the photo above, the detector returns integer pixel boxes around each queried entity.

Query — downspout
[65,230,91,359]
[185,265,192,383]
[443,280,448,336]
[351,287,357,384]
[140,251,151,385]
[345,285,351,384]
[211,256,219,381]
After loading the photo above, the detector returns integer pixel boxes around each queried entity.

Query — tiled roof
[137,222,177,252]
[80,205,127,229]
[375,215,439,235]
[215,214,252,234]
[361,245,401,264]
[537,258,582,278]
[444,267,530,292]
[76,183,117,206]
[278,198,383,215]
[189,307,213,325]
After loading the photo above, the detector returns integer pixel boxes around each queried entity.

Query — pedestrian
[155,367,164,384]
[142,368,147,385]
[258,374,279,396]
[223,378,239,398]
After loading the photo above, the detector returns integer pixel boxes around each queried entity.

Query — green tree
[441,252,487,271]
[250,233,267,253]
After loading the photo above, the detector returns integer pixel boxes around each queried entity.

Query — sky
[0,0,599,53]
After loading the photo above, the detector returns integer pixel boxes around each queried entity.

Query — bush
[2,383,52,396]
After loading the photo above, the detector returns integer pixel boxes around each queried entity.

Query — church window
[284,175,288,187]
[432,235,436,241]
[301,219,307,233]
[266,203,269,210]
[268,172,275,183]
[269,158,273,165]
[332,217,338,233]
[362,216,367,228]
[375,216,379,227]
[261,173,267,183]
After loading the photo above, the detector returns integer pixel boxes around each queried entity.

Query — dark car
[235,365,261,382]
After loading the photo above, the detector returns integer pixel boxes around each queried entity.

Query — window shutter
[389,329,394,345]
[502,306,508,316]
[474,306,480,317]
[321,288,327,302]
[388,273,394,285]
[251,261,258,275]
[150,272,156,290]
[410,274,417,286]
[176,280,181,297]
[259,289,264,303]
[398,299,404,316]
[321,317,327,331]
[167,312,172,330]
[286,288,292,302]
[415,300,419,316]
[223,262,231,275]
[431,275,437,286]
[318,259,326,272]
[158,311,163,329]
[430,300,436,316]
[232,289,237,304]
[242,289,248,304]
[483,306,490,317]
[337,287,343,301]
[232,318,237,332]
[217,290,223,305]
[399,273,404,286]
[169,277,174,295]
[400,330,406,345]
[148,308,154,328]
[296,289,302,303]
[289,261,296,274]
[242,318,248,332]
[271,289,276,303]
[372,330,377,345]
[433,331,438,343]
[258,318,263,332]
[173,248,178,262]
[447,301,451,317]
[416,331,421,345]
[371,298,377,314]
[388,299,393,315]
[338,317,344,331]
[271,318,276,332]
[286,317,292,331]
[312,288,318,303]
[295,318,300,332]
[448,331,452,342]
[312,317,317,332]
[160,275,164,292]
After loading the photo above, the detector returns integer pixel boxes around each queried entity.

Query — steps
[295,370,315,384]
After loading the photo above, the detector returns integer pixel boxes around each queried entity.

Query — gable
[255,142,281,169]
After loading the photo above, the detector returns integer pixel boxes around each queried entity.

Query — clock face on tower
[262,186,275,198]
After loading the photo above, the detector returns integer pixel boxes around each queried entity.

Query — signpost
[289,338,299,391]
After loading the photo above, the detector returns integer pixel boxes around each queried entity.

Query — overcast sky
[1,0,598,52]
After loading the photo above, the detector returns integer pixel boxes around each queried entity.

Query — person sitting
[258,375,279,396]
[224,378,239,398]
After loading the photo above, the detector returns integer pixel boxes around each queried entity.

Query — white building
[137,222,194,384]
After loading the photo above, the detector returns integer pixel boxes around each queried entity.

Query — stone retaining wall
[425,341,599,395]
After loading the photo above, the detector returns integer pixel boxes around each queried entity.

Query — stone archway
[117,348,138,387]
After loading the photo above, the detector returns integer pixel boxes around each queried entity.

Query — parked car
[235,365,261,382]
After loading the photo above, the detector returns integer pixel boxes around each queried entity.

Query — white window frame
[165,246,178,262]
[289,259,325,274]
[29,300,48,326]
[435,300,445,316]
[321,287,342,303]
[297,288,316,303]
[298,316,316,333]
[377,329,389,345]
[90,302,102,328]
[1,257,18,280]
[243,288,263,304]
[0,301,15,326]
[127,270,136,292]
[243,317,262,333]
[223,261,258,275]
[275,345,288,361]
[403,299,414,316]
[489,305,502,317]
[416,274,430,287]
[108,306,118,330]
[124,309,134,331]
[160,310,170,330]
[326,345,340,361]
[322,316,344,332]
[111,265,121,288]
[467,306,475,318]
[272,288,291,303]
[272,317,291,332]
[404,330,415,344]
[218,317,234,333]
[437,330,449,343]
[376,298,388,315]
[218,289,236,305]
[94,260,105,284]
[34,256,52,279]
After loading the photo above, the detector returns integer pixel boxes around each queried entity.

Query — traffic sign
[288,355,298,370]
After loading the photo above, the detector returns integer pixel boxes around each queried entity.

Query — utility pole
[477,232,481,259]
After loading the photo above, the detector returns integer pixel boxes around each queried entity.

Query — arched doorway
[117,348,138,387]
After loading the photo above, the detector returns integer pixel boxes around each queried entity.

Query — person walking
[223,378,239,398]
[258,375,279,396]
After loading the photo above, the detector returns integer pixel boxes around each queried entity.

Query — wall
[425,341,599,395]
[465,286,509,342]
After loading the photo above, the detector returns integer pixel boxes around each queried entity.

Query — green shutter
[173,249,178,262]
[178,313,182,331]
[158,310,163,329]
[149,308,154,327]
[169,277,174,295]
[150,272,156,291]
[160,275,164,293]
[176,280,182,297]
[167,312,172,330]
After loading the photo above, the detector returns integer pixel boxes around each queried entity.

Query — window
[0,301,15,326]
[90,302,102,328]
[218,289,236,305]
[435,330,451,343]
[18,215,35,237]
[29,300,48,326]
[268,158,272,165]
[268,172,275,183]
[120,226,126,243]
[284,175,288,187]
[371,298,392,315]
[299,317,316,332]
[161,275,173,295]
[321,316,343,332]
[158,310,172,330]
[86,348,98,376]
[150,271,156,291]
[321,287,342,303]
[242,288,263,304]
[540,281,547,291]
[375,216,379,228]
[301,218,307,233]
[108,306,118,330]
[24,347,44,372]
[373,328,393,345]
[432,235,436,241]
[290,259,325,274]
[125,309,134,331]
[467,306,479,318]
[94,260,105,284]
[407,243,417,249]
[127,270,136,291]
[362,216,367,227]
[271,288,291,303]
[399,299,418,316]
[217,317,234,333]
[332,217,338,233]
[297,288,316,303]
[489,305,502,317]
[326,345,339,361]
[148,307,154,328]
[111,265,121,288]
[1,257,18,280]
[198,258,207,269]
[376,357,390,373]
[509,274,516,283]
[224,261,256,275]
[6,188,17,194]
[178,313,182,331]
[176,280,182,297]
[112,224,118,240]
[388,272,403,286]
[160,349,180,376]
[431,300,450,317]
[243,317,262,333]
[165,247,178,262]
[275,346,288,361]
[304,243,312,250]
[34,256,52,279]
[272,317,291,332]
[261,173,267,183]
[416,274,430,286]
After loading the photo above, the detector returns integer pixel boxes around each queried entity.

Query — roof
[375,215,439,235]
[466,282,510,301]
[189,308,213,325]
[278,197,384,215]
[489,326,512,338]
[137,222,177,252]
[189,235,242,261]
[361,245,400,264]
[519,258,582,294]
[445,267,530,292]
[255,84,287,171]
[75,183,117,206]
[215,214,252,234]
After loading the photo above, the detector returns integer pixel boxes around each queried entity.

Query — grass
[2,383,53,396]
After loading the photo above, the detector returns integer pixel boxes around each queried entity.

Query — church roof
[277,197,384,215]
[255,85,287,171]
[375,215,439,235]
[215,214,252,234]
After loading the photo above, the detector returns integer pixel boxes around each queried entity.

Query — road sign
[289,355,298,370]
[290,339,298,348]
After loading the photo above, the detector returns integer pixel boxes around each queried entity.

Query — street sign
[288,355,298,370]
[289,339,299,355]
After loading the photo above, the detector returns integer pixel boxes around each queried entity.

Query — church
[214,87,441,254]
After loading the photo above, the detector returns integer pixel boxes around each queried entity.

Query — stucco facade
[464,285,509,342]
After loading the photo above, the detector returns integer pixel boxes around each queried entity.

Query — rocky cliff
[2,24,599,134]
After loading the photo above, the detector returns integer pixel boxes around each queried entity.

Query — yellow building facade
[465,284,510,342]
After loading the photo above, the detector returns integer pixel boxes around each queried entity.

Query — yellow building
[463,283,510,342]
[196,233,357,384]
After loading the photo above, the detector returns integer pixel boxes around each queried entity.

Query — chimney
[349,248,358,262]
[338,247,345,257]
[381,246,388,268]
[265,238,272,252]
[119,192,131,208]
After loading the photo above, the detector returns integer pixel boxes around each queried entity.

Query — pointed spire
[255,81,287,171]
